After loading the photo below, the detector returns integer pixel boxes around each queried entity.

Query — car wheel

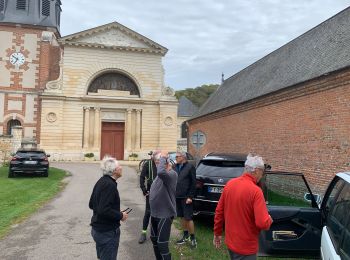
[43,170,48,177]
[8,170,14,178]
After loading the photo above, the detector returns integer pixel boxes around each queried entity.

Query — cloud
[60,0,349,89]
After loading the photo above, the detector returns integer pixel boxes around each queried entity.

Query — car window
[262,173,313,207]
[17,151,46,158]
[327,184,350,254]
[323,177,344,218]
[196,160,245,178]
[340,191,350,259]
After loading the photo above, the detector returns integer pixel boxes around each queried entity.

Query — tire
[43,170,48,177]
[8,170,14,178]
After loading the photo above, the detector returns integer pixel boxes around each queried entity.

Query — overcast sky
[60,1,350,90]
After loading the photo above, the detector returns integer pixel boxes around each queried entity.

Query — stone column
[83,107,90,148]
[126,109,132,151]
[93,107,100,148]
[135,109,141,151]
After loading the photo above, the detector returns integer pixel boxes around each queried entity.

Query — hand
[160,150,168,158]
[145,192,149,197]
[186,198,192,204]
[121,212,128,222]
[213,235,222,249]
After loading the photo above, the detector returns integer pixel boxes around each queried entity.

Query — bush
[129,153,138,158]
[84,153,94,158]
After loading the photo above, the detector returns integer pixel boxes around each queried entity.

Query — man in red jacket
[213,154,273,260]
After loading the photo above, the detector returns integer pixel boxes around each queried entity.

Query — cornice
[60,41,166,55]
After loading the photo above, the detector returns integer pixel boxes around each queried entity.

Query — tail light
[196,180,204,189]
[43,156,48,161]
[11,156,19,161]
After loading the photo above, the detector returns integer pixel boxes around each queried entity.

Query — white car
[258,171,350,259]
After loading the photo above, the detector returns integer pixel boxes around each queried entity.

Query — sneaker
[176,236,189,245]
[138,233,147,244]
[190,238,197,249]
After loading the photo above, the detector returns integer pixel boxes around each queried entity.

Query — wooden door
[101,122,125,160]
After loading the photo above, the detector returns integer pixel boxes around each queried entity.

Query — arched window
[42,0,50,16]
[7,119,21,135]
[181,122,188,138]
[16,0,26,10]
[88,72,140,96]
[0,0,5,13]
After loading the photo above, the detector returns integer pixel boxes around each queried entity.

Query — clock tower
[0,0,62,143]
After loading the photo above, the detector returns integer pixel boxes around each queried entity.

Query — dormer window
[42,0,50,16]
[0,0,5,13]
[16,0,26,10]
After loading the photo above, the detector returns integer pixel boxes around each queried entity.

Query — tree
[175,84,219,107]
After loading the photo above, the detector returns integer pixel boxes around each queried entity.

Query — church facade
[0,0,178,160]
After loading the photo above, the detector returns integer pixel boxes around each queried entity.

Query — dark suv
[193,153,247,215]
[8,149,50,178]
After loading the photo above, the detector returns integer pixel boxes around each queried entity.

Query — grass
[266,189,311,207]
[0,166,68,238]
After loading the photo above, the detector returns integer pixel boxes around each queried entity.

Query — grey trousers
[91,227,120,260]
[229,250,257,260]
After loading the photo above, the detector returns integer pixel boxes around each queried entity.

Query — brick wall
[188,68,350,193]
[0,24,61,143]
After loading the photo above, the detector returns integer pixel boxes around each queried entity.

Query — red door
[101,122,125,160]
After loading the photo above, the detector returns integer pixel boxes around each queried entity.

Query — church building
[0,0,178,160]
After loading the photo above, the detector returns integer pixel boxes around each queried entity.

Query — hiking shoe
[176,236,189,245]
[138,233,147,244]
[190,238,197,249]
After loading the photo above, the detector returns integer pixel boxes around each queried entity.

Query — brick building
[0,0,178,161]
[0,0,61,141]
[187,7,350,193]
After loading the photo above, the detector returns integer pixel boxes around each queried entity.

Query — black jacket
[89,175,123,232]
[140,160,157,195]
[174,162,196,199]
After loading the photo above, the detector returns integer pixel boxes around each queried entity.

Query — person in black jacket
[174,151,197,248]
[89,156,128,260]
[138,151,159,244]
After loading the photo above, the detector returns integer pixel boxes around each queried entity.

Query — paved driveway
[0,163,154,260]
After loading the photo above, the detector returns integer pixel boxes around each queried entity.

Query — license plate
[208,186,223,193]
[24,161,37,165]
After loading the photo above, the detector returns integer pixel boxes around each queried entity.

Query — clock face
[9,52,26,66]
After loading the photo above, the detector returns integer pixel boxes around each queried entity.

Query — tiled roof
[178,96,198,117]
[192,7,350,119]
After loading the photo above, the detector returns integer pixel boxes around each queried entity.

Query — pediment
[60,22,168,55]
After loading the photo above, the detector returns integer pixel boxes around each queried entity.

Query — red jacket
[214,173,272,255]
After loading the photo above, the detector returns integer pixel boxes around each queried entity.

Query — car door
[259,172,322,257]
[321,179,350,260]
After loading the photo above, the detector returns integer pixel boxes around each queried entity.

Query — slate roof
[178,96,199,117]
[191,7,350,120]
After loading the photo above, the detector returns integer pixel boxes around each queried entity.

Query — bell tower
[0,0,62,32]
[0,0,62,143]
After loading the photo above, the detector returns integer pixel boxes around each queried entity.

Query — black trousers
[142,195,151,230]
[150,217,173,260]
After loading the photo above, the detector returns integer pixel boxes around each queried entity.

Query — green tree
[175,84,219,107]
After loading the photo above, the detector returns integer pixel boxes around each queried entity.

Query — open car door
[259,172,322,258]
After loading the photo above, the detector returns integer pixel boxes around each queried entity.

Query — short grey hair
[177,151,187,158]
[100,155,121,176]
[245,154,265,173]
[152,150,161,161]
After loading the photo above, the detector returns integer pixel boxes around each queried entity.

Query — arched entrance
[7,119,21,135]
[86,72,140,160]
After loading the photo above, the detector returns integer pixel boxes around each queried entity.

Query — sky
[60,1,350,90]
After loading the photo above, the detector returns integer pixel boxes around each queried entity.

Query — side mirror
[47,154,51,157]
[304,193,321,205]
[264,164,272,171]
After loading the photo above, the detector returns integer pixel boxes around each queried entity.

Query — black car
[193,153,247,215]
[8,149,50,178]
